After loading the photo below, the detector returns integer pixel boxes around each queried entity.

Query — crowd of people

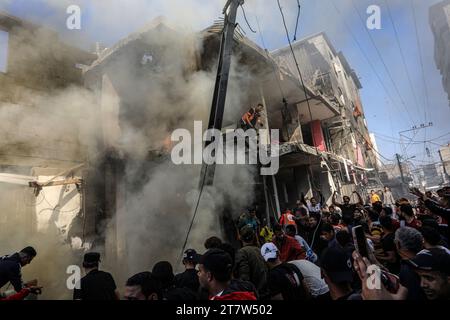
[0,186,449,300]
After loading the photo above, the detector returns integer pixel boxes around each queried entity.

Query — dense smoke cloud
[0,1,261,298]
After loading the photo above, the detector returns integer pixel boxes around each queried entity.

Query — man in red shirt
[198,249,257,300]
[272,224,306,262]
[399,204,422,229]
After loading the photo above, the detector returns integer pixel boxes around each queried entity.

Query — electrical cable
[293,0,301,41]
[349,0,416,127]
[240,3,256,33]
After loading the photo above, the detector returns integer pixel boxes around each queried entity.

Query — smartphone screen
[352,225,369,258]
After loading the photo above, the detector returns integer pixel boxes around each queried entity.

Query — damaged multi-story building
[0,11,380,288]
[430,0,450,106]
[269,33,379,208]
[0,11,97,250]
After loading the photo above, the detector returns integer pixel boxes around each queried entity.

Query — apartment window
[0,30,9,73]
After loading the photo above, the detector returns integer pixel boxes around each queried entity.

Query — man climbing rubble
[239,104,264,131]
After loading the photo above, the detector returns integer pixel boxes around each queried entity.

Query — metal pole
[200,0,244,187]
[262,175,271,227]
[271,174,281,219]
[396,153,405,184]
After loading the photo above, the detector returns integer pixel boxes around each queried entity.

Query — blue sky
[1,0,449,169]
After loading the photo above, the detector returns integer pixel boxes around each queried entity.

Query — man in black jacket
[0,246,37,293]
[73,252,119,300]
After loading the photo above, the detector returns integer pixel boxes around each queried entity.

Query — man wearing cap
[0,246,37,293]
[174,249,200,293]
[319,246,359,300]
[198,249,257,300]
[73,252,119,300]
[234,226,269,299]
[260,242,309,300]
[409,248,450,300]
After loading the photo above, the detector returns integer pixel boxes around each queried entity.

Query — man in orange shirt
[279,208,296,228]
[240,104,263,131]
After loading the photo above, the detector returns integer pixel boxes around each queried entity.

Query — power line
[276,0,318,156]
[410,0,431,166]
[374,131,450,145]
[410,0,430,126]
[293,0,301,41]
[350,0,416,127]
[329,0,411,130]
[240,3,256,33]
[384,0,422,118]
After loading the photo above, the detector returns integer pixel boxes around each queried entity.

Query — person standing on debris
[370,190,381,205]
[240,104,263,131]
[73,252,119,300]
[382,187,396,214]
[0,246,37,293]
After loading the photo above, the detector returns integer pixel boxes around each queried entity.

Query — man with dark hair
[153,261,197,300]
[124,272,161,300]
[234,227,269,299]
[420,224,450,254]
[301,191,324,215]
[320,246,359,300]
[320,223,338,248]
[0,246,37,293]
[204,236,222,250]
[260,243,309,300]
[285,224,317,263]
[198,249,256,300]
[73,252,119,300]
[376,215,400,274]
[240,104,263,131]
[272,224,306,262]
[409,248,450,300]
[174,249,200,293]
[332,191,364,225]
[394,227,426,300]
[370,190,381,205]
[399,204,422,229]
[237,207,261,234]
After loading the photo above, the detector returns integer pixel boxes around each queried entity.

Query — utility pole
[398,122,433,160]
[396,153,405,184]
[199,0,244,187]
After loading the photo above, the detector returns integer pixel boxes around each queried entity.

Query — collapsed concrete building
[0,11,96,248]
[0,12,380,295]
